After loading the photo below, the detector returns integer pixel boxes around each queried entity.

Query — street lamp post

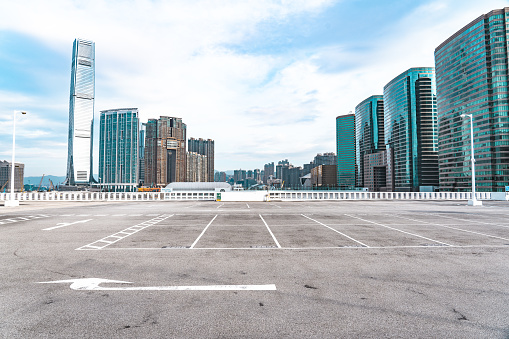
[461,113,482,206]
[5,111,26,207]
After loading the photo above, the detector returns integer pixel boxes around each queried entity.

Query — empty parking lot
[1,200,509,338]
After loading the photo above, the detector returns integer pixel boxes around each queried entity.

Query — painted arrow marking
[37,278,277,291]
[43,219,92,231]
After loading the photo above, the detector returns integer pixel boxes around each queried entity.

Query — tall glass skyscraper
[435,8,509,192]
[65,38,95,185]
[336,114,356,189]
[98,108,139,189]
[383,67,438,191]
[355,95,384,187]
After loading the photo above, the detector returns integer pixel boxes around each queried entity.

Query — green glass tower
[355,95,384,187]
[384,67,438,192]
[435,8,509,192]
[98,108,139,187]
[336,114,356,189]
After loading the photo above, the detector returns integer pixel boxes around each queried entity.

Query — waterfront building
[188,137,214,182]
[65,38,95,185]
[98,109,139,191]
[145,116,187,186]
[355,95,385,188]
[383,67,438,192]
[435,8,509,192]
[336,114,356,189]
[0,161,24,192]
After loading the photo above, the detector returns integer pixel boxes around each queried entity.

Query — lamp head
[460,114,466,119]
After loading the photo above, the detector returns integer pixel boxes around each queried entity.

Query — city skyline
[0,0,507,177]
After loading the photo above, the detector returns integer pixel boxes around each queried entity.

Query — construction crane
[38,174,45,192]
[1,181,7,192]
[48,179,54,192]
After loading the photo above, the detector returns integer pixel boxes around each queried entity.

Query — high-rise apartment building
[384,67,438,192]
[65,38,95,185]
[276,159,290,179]
[355,95,385,188]
[336,114,356,189]
[186,152,207,182]
[253,169,261,182]
[145,116,187,186]
[435,8,509,192]
[98,109,139,190]
[263,162,274,183]
[188,137,214,182]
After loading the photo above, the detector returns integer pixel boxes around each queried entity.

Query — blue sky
[0,0,508,177]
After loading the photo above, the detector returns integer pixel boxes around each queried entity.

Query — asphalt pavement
[1,199,508,338]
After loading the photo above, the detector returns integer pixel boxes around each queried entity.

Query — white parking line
[430,213,509,228]
[392,214,509,242]
[259,214,281,248]
[0,215,50,225]
[43,219,92,231]
[190,215,218,249]
[246,203,250,209]
[270,204,282,209]
[302,215,369,247]
[216,203,224,209]
[76,215,173,250]
[345,214,452,246]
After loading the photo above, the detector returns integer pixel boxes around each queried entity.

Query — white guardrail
[0,191,505,202]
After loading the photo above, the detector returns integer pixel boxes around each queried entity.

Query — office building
[138,123,146,185]
[65,38,95,185]
[186,152,208,182]
[313,153,337,167]
[98,109,139,191]
[384,67,438,192]
[145,116,187,187]
[311,165,337,188]
[188,137,214,182]
[363,149,393,192]
[0,161,24,192]
[435,8,509,192]
[355,95,385,188]
[336,114,356,189]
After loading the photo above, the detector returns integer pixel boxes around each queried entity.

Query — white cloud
[0,0,507,174]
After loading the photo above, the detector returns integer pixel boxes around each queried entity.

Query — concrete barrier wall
[0,191,505,202]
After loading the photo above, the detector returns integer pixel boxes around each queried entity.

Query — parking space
[2,200,509,338]
[70,208,509,251]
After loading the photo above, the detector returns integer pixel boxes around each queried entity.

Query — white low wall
[0,190,504,202]
[219,191,268,202]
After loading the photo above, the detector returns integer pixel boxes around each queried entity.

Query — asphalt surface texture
[1,199,509,338]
